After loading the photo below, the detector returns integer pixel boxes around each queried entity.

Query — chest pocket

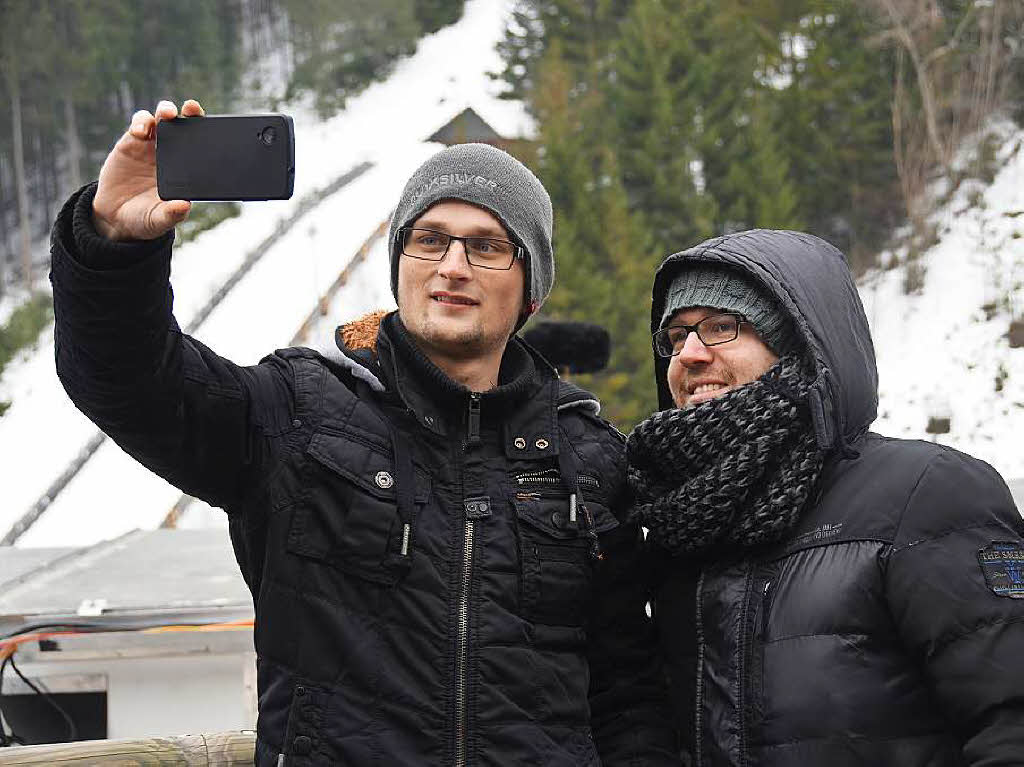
[287,425,431,586]
[512,470,620,627]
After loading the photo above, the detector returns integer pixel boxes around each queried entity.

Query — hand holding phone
[91,100,296,244]
[92,99,203,243]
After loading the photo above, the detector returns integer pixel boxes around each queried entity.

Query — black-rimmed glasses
[398,227,523,270]
[652,312,747,358]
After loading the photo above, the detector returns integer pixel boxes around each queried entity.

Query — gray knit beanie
[660,264,799,356]
[388,143,554,317]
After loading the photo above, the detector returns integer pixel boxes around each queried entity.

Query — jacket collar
[334,310,556,442]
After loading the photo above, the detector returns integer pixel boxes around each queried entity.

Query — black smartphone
[156,114,295,201]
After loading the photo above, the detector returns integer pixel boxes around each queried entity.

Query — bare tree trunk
[59,1,83,193]
[63,85,83,191]
[6,54,33,290]
[878,0,949,173]
[0,170,7,299]
[982,2,1003,117]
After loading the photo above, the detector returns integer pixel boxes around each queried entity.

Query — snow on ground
[3,0,527,547]
[862,123,1024,480]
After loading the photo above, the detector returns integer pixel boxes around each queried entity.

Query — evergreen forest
[0,0,465,298]
[498,0,1024,426]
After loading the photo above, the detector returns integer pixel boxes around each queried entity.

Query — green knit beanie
[660,264,799,356]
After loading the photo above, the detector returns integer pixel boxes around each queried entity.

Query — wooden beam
[0,730,256,765]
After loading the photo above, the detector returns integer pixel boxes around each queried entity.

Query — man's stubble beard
[414,314,509,362]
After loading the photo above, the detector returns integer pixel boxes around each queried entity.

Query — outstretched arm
[51,100,293,511]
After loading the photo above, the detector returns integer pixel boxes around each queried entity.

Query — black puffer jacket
[646,230,1024,766]
[50,184,679,766]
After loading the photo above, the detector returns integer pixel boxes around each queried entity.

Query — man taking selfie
[50,100,677,766]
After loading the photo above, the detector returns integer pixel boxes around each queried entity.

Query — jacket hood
[651,229,877,453]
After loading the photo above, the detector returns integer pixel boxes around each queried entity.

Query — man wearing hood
[49,100,678,765]
[627,229,1024,766]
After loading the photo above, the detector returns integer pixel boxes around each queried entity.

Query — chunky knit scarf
[627,355,824,556]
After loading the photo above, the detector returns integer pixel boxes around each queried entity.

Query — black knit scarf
[627,354,824,556]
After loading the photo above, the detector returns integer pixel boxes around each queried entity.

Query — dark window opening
[2,691,106,745]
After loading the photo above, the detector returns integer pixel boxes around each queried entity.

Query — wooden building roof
[427,107,505,146]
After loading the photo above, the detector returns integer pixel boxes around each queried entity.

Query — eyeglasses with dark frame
[398,227,523,270]
[652,312,748,358]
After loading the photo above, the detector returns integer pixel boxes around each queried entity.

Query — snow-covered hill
[864,122,1023,479]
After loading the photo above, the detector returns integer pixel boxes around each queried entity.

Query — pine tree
[589,146,661,426]
[0,0,56,289]
[772,2,899,266]
[524,37,660,427]
[608,0,717,254]
[497,0,633,102]
[413,0,464,34]
[283,0,421,118]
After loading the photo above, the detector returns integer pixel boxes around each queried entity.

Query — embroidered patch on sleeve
[978,542,1024,598]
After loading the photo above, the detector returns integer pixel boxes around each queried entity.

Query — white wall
[14,631,258,741]
[105,653,255,739]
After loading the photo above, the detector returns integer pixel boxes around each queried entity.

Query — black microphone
[522,321,611,375]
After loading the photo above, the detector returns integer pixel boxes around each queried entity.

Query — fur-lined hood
[335,309,390,354]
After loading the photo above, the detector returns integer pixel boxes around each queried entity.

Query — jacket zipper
[514,472,600,525]
[513,470,600,489]
[693,571,705,767]
[454,392,481,767]
[736,566,755,767]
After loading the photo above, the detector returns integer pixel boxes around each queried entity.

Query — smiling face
[665,306,779,409]
[397,200,526,363]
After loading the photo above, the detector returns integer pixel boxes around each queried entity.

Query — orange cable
[0,619,254,658]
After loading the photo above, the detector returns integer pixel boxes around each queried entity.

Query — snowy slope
[3,0,529,547]
[863,122,1023,480]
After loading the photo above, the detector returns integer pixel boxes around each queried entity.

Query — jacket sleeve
[49,183,295,512]
[883,448,1024,765]
[586,427,681,766]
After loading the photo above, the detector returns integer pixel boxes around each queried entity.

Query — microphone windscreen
[522,321,611,374]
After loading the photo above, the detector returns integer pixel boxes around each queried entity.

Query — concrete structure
[0,529,254,745]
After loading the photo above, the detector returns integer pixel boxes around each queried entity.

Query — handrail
[0,730,256,765]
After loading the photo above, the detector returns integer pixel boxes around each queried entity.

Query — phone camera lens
[259,126,277,146]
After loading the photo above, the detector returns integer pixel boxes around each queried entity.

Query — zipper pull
[569,492,578,524]
[467,393,481,445]
[400,523,411,556]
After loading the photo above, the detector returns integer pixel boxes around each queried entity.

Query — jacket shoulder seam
[890,453,944,550]
[888,520,1013,556]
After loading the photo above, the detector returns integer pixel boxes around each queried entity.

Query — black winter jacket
[646,230,1024,766]
[50,184,679,766]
